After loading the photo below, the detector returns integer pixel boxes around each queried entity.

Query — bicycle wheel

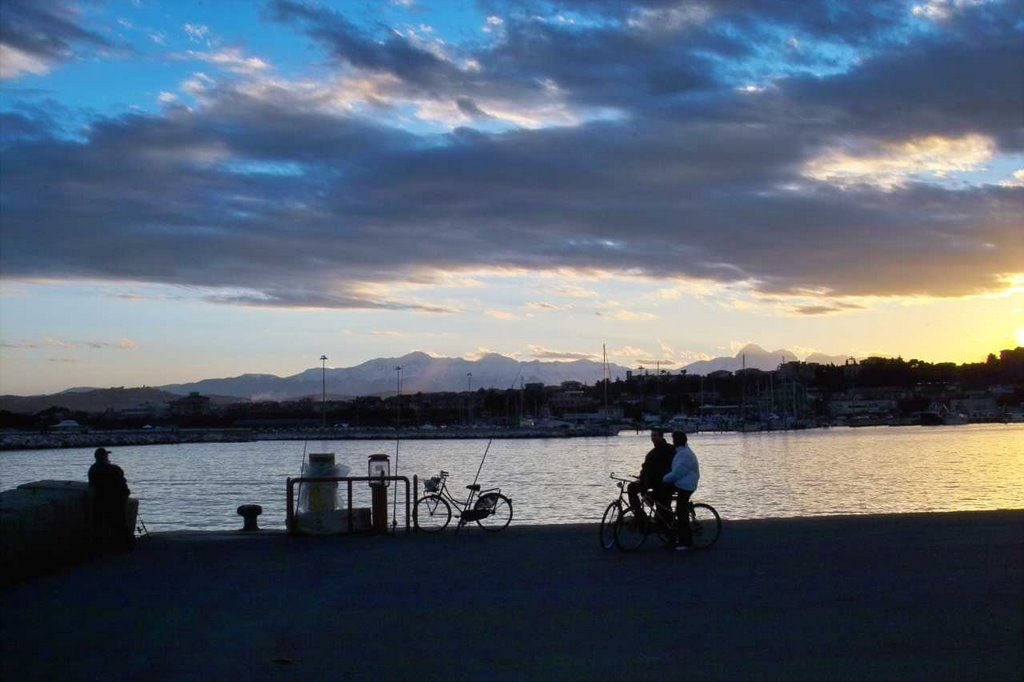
[614,507,648,551]
[689,503,721,549]
[474,493,513,531]
[415,494,452,532]
[599,501,622,550]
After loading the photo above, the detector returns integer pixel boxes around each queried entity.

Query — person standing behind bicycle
[627,428,676,525]
[664,431,700,551]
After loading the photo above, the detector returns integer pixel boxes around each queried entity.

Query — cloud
[802,134,996,189]
[551,284,600,299]
[484,309,516,320]
[181,48,270,74]
[1,340,40,349]
[464,346,501,361]
[183,23,214,45]
[86,338,139,350]
[790,303,867,316]
[1000,170,1024,188]
[3,336,137,351]
[524,301,576,311]
[42,337,75,349]
[912,0,994,21]
[0,44,52,79]
[597,310,658,321]
[527,345,598,361]
[0,0,118,80]
[1,0,1021,311]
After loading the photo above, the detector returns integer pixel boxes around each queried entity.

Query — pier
[1,510,1020,681]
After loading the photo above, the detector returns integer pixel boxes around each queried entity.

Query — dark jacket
[88,462,130,501]
[639,440,675,488]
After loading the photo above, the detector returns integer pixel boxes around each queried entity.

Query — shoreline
[2,509,1021,681]
[3,420,1020,451]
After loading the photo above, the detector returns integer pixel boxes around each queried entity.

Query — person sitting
[627,428,676,525]
[88,447,132,549]
[663,431,700,551]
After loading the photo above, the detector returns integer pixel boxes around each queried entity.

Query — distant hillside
[2,348,861,411]
[0,387,241,415]
[681,344,852,374]
[160,351,634,401]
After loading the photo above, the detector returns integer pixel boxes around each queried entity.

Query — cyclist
[627,428,676,526]
[664,431,700,551]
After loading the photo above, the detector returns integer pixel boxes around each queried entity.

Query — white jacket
[663,445,699,491]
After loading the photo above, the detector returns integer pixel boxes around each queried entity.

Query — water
[2,424,1021,531]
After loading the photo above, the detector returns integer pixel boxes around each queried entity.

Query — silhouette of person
[627,428,676,524]
[88,447,132,549]
[664,431,700,550]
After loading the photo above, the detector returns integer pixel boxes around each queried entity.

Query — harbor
[2,511,1021,681]
[2,425,1021,531]
[0,424,626,452]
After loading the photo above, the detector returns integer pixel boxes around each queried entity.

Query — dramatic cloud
[0,0,119,79]
[1,0,1021,311]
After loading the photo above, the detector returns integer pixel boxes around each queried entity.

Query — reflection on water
[2,424,1021,531]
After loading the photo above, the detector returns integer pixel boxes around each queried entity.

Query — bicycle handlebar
[609,473,638,483]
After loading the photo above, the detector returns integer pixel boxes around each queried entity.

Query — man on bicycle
[627,428,676,526]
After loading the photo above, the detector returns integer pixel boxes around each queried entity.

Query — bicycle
[601,474,721,551]
[415,470,513,533]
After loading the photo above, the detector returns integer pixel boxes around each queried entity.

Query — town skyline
[1,1,1021,396]
[3,342,1022,401]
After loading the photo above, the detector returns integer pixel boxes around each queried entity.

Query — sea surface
[2,424,1021,531]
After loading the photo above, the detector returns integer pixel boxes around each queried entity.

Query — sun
[1017,328,1024,347]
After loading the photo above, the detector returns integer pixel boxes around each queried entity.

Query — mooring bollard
[237,504,262,531]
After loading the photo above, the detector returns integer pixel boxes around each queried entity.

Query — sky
[1,0,1022,396]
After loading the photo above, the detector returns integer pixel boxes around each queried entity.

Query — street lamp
[466,372,473,425]
[320,354,327,428]
[395,366,403,428]
[393,365,402,528]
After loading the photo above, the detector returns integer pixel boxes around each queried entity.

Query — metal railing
[285,475,417,534]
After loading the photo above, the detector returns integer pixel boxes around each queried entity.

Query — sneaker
[675,544,691,552]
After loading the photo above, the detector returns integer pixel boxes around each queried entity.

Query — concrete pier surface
[2,510,1021,681]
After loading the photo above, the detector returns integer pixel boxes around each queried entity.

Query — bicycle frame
[429,472,501,521]
[609,473,684,523]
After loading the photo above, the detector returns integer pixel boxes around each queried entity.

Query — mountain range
[1,346,854,413]
[683,344,852,375]
[158,346,851,401]
[158,351,633,401]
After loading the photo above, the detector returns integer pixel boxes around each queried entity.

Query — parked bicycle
[600,473,721,551]
[415,470,513,533]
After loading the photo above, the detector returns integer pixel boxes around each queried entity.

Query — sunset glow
[1,0,1021,394]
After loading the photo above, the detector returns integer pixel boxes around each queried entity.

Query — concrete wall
[0,480,138,583]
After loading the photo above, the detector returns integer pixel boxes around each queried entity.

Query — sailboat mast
[603,344,609,413]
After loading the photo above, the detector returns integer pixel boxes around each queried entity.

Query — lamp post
[395,366,403,428]
[320,354,327,428]
[466,372,473,425]
[393,365,402,528]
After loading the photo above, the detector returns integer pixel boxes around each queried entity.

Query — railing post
[410,475,417,532]
[347,480,353,534]
[286,477,294,533]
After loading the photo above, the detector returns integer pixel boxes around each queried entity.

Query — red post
[368,454,390,534]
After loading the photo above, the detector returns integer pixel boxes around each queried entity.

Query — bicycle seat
[466,484,481,491]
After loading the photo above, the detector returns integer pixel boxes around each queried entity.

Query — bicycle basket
[424,476,441,492]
